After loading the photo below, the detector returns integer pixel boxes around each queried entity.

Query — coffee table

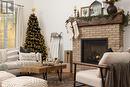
[20,63,66,81]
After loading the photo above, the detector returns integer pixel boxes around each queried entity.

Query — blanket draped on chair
[105,63,130,87]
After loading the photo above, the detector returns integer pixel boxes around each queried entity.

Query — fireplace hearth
[81,39,108,64]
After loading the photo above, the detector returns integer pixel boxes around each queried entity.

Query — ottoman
[2,76,48,87]
[0,71,16,86]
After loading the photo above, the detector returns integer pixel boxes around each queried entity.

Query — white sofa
[0,48,42,74]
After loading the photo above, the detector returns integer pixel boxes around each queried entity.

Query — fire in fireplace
[81,38,108,64]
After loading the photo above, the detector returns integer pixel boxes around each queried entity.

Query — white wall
[15,0,130,51]
[116,0,130,51]
[33,0,103,51]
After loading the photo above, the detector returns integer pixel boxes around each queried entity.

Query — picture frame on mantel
[81,6,89,17]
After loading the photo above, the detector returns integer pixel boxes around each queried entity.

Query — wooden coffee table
[20,63,66,81]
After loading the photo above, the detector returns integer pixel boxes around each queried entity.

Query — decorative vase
[107,1,117,15]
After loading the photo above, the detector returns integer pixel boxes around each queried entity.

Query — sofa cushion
[4,61,22,69]
[6,49,19,56]
[6,48,19,62]
[19,53,36,61]
[6,55,19,62]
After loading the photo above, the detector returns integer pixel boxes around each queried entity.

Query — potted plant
[104,0,120,15]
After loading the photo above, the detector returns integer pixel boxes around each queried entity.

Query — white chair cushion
[2,76,48,87]
[0,71,16,85]
[99,52,130,65]
[97,52,130,77]
[76,69,102,87]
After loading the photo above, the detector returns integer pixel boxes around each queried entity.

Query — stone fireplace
[70,14,124,63]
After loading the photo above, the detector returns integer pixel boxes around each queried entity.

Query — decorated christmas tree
[24,10,47,60]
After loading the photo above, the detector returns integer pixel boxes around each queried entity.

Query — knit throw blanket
[105,63,130,87]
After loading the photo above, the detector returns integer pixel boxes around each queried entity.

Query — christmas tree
[24,12,47,60]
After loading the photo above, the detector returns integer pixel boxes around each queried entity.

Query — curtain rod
[15,4,24,7]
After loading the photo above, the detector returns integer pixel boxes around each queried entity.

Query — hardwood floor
[47,72,74,87]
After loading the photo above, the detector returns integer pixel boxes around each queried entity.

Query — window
[0,0,16,49]
[0,14,16,49]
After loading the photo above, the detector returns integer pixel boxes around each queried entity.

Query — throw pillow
[20,46,26,53]
[106,48,113,52]
[20,47,30,53]
[19,53,36,61]
[6,49,19,62]
[35,53,42,62]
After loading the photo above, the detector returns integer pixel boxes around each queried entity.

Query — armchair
[74,52,130,87]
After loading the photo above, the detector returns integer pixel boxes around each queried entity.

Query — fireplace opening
[81,38,108,64]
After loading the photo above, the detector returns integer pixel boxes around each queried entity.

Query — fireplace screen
[81,39,108,64]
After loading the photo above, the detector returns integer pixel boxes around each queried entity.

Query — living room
[0,0,130,87]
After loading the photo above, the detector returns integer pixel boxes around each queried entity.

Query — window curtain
[15,6,24,48]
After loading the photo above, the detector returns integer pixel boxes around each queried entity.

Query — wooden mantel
[67,14,124,27]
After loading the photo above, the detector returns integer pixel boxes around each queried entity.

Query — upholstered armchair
[73,52,130,87]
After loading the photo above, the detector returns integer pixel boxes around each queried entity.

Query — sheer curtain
[15,6,24,48]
